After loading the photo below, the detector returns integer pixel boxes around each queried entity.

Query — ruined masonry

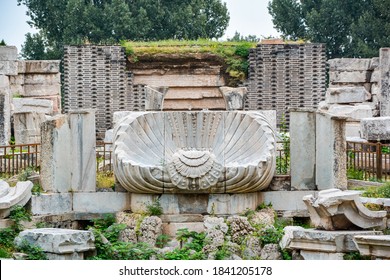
[63,42,326,139]
[0,46,61,145]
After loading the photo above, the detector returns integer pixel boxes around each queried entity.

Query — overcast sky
[0,0,279,51]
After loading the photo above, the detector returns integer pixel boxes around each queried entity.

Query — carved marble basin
[113,111,276,193]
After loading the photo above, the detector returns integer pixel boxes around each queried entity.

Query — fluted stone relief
[113,111,276,193]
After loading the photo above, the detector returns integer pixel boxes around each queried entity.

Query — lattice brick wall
[245,43,326,127]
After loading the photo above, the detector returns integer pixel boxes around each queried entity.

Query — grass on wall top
[121,39,257,86]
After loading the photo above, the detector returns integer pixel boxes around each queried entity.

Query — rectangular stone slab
[360,117,390,140]
[15,228,95,254]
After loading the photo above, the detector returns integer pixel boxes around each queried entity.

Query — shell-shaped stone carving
[113,111,276,193]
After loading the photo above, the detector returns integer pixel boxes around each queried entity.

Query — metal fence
[1,141,290,177]
[276,141,290,175]
[96,142,113,172]
[347,141,390,182]
[0,143,40,176]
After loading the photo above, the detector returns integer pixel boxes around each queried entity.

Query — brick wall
[245,42,326,126]
[63,45,136,139]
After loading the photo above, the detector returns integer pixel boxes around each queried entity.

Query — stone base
[130,191,312,216]
[280,226,383,260]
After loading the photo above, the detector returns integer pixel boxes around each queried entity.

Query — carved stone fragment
[113,111,276,193]
[303,189,387,230]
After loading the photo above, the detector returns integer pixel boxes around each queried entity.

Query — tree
[18,0,230,59]
[21,32,61,60]
[268,0,389,58]
[0,40,6,46]
[227,31,261,42]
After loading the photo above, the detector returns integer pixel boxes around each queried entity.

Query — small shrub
[145,199,163,216]
[343,252,371,260]
[259,226,284,245]
[96,171,115,189]
[17,167,35,181]
[156,234,171,248]
[9,205,31,233]
[361,183,390,198]
[32,183,43,195]
[347,167,365,180]
[16,240,47,260]
[91,214,116,231]
[281,249,292,260]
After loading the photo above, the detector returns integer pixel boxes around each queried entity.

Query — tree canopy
[18,0,230,59]
[268,0,390,58]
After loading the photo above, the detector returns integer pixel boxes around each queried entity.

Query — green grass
[121,39,256,86]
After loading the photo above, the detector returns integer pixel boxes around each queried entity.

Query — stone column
[0,75,10,145]
[40,110,96,193]
[315,112,347,190]
[380,48,390,116]
[290,109,316,190]
[69,110,96,192]
[40,115,72,193]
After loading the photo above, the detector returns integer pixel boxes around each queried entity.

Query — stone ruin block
[315,112,347,190]
[0,46,18,61]
[0,47,18,76]
[0,61,18,76]
[360,116,390,141]
[303,189,387,230]
[328,104,373,119]
[219,86,247,110]
[14,112,48,144]
[328,58,374,72]
[40,110,96,193]
[330,71,371,84]
[326,87,371,104]
[13,98,53,114]
[15,228,95,260]
[17,60,60,74]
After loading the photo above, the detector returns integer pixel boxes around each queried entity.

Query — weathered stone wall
[128,53,227,111]
[0,46,61,145]
[323,49,390,140]
[246,41,326,126]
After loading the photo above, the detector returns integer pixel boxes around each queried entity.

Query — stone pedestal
[290,109,316,190]
[315,112,347,190]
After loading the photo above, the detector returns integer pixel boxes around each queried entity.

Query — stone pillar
[290,109,316,190]
[40,110,96,193]
[315,112,347,190]
[40,115,72,193]
[380,48,390,116]
[0,75,10,145]
[69,110,96,192]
